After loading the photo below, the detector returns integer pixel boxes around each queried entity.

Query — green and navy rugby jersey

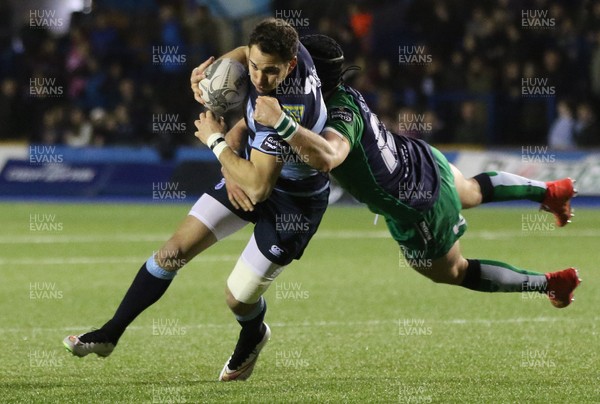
[245,43,328,197]
[325,84,440,223]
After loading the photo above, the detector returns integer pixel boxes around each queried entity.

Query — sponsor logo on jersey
[453,215,467,235]
[269,244,285,257]
[260,134,282,153]
[416,220,433,242]
[329,107,353,123]
[281,104,304,123]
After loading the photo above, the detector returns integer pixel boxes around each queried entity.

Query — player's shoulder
[296,42,315,71]
[326,86,361,124]
[323,86,364,147]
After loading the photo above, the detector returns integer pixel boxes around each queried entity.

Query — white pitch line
[2,316,593,335]
[1,229,599,245]
[0,255,239,266]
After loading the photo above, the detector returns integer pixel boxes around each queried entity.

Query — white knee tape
[227,257,273,304]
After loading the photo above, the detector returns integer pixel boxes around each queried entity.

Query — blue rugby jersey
[244,43,329,197]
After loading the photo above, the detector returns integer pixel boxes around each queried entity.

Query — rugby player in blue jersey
[64,19,328,382]
[250,34,581,308]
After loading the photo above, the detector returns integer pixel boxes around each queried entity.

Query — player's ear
[287,56,298,74]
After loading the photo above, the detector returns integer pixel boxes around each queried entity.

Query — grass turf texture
[0,202,598,403]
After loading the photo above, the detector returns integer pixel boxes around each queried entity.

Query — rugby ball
[200,58,248,115]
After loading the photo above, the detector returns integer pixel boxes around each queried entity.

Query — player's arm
[220,148,281,203]
[220,118,255,211]
[194,111,282,204]
[191,47,249,105]
[254,96,350,172]
[225,118,248,153]
[218,46,249,64]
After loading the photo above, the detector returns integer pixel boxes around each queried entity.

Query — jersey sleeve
[250,129,284,156]
[323,105,363,149]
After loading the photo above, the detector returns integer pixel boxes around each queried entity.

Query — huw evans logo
[398,46,432,65]
[29,77,63,97]
[521,10,555,29]
[152,318,187,336]
[152,114,187,133]
[275,214,309,233]
[29,9,63,28]
[152,46,187,65]
[275,282,309,300]
[398,114,432,133]
[521,78,555,97]
[152,182,186,200]
[275,10,310,29]
[398,319,432,336]
[29,145,63,164]
[29,213,63,232]
[29,282,63,299]
[521,145,556,163]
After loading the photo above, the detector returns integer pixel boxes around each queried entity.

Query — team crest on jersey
[260,134,282,153]
[281,104,304,123]
[329,107,353,123]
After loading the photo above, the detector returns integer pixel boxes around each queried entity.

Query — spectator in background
[574,102,600,147]
[466,56,493,94]
[64,106,93,147]
[111,104,136,145]
[439,51,466,91]
[519,61,548,144]
[454,100,486,144]
[0,78,22,139]
[89,10,118,59]
[40,107,66,144]
[592,31,600,99]
[348,3,373,53]
[548,100,576,150]
[157,5,186,74]
[4,0,600,147]
[89,107,109,146]
[65,27,91,100]
[422,109,443,142]
[80,57,107,110]
[185,5,221,67]
[103,61,125,109]
[542,49,569,97]
[498,60,522,143]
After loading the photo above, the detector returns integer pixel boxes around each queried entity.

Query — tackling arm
[286,127,350,173]
[253,95,351,172]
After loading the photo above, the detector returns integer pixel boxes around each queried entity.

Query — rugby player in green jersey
[252,34,581,308]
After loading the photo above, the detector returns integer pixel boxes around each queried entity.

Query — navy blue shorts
[206,180,329,266]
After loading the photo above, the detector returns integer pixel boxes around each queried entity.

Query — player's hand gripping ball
[199,58,248,115]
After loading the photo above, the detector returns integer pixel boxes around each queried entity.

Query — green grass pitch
[0,202,598,403]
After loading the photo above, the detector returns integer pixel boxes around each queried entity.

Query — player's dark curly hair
[249,18,299,61]
[300,34,345,93]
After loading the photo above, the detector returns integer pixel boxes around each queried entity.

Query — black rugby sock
[102,260,174,344]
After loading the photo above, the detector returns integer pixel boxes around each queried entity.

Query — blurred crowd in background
[0,0,599,151]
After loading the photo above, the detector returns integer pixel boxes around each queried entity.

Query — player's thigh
[157,215,216,270]
[411,240,468,285]
[450,163,482,209]
[157,193,250,269]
